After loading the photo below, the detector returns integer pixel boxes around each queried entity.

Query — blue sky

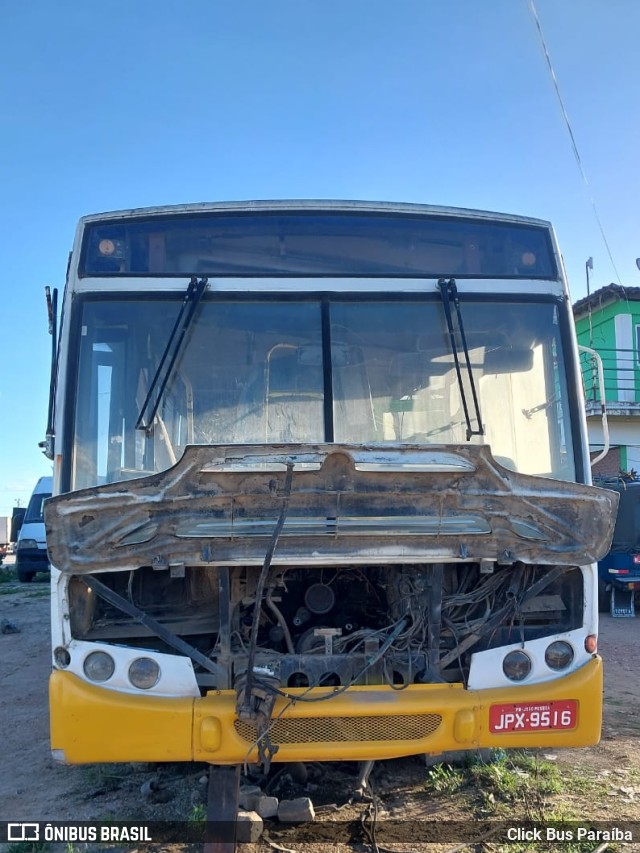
[1,0,639,513]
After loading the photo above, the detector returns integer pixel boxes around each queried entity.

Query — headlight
[17,538,37,550]
[502,650,532,682]
[54,647,71,668]
[83,651,115,682]
[128,657,160,690]
[545,641,574,670]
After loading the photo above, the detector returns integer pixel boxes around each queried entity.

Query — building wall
[576,300,640,404]
[577,297,640,478]
[591,445,621,479]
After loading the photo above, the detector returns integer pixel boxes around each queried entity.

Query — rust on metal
[45,443,618,573]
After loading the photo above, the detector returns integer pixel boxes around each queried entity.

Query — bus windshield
[71,295,575,489]
[81,212,557,278]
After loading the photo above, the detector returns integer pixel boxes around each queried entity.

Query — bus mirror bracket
[578,345,610,468]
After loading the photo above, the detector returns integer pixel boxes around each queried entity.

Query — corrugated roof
[573,284,640,316]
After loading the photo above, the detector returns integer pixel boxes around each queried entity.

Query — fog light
[53,646,71,668]
[128,657,160,690]
[545,640,574,670]
[83,651,115,682]
[502,650,531,682]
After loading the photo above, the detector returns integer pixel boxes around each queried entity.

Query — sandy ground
[1,557,639,847]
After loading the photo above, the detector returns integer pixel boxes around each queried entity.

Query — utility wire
[527,0,624,286]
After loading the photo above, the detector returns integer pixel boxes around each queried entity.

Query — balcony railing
[580,347,640,413]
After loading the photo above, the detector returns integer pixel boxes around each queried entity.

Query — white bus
[45,201,616,772]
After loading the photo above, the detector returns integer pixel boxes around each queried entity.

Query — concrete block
[238,784,262,810]
[256,794,279,819]
[278,797,315,823]
[236,810,263,843]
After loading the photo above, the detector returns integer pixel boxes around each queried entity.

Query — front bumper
[50,656,602,764]
[16,548,50,574]
[609,577,640,590]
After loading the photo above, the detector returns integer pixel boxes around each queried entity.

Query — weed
[469,751,562,821]
[189,803,206,822]
[561,772,598,794]
[424,762,467,795]
[424,750,565,824]
[6,844,49,853]
[26,587,50,598]
[80,763,128,794]
[0,566,17,583]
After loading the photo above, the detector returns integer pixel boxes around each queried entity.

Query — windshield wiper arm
[438,278,484,441]
[136,276,208,433]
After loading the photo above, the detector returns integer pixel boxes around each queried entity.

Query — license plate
[489,700,577,733]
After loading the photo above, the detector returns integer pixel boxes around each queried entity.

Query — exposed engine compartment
[48,441,616,725]
[68,561,583,694]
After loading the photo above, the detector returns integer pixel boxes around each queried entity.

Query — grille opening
[288,672,310,688]
[234,713,443,744]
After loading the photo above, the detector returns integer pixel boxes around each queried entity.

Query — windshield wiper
[136,276,208,433]
[437,278,484,441]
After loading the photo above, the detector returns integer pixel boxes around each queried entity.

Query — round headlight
[98,238,116,256]
[502,650,532,682]
[128,657,160,690]
[545,641,574,671]
[83,651,115,682]
[54,646,71,668]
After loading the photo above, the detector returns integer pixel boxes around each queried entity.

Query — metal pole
[586,257,594,346]
[205,765,241,853]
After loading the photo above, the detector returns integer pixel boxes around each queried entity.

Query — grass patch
[560,772,599,794]
[189,803,206,822]
[26,587,50,598]
[6,844,50,853]
[0,566,17,583]
[470,751,562,819]
[79,763,129,794]
[425,750,562,816]
[424,751,624,852]
[424,761,468,795]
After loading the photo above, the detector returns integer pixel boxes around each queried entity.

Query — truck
[15,476,53,582]
[0,516,11,564]
[597,476,640,617]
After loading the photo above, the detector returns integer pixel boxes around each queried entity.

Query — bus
[45,201,617,777]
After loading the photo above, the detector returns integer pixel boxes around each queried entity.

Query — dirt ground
[1,557,639,851]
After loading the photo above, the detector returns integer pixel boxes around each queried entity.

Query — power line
[527,0,624,285]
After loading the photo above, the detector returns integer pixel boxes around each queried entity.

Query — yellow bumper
[50,657,602,764]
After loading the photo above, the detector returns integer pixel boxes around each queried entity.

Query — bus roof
[76,199,553,230]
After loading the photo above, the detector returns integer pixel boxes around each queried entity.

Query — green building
[573,284,640,477]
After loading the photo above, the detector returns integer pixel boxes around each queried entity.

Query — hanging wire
[527,0,624,286]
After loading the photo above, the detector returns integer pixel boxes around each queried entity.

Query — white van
[16,476,53,582]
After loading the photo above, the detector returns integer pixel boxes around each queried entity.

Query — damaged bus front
[45,201,617,766]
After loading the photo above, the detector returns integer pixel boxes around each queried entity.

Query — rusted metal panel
[45,444,618,573]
